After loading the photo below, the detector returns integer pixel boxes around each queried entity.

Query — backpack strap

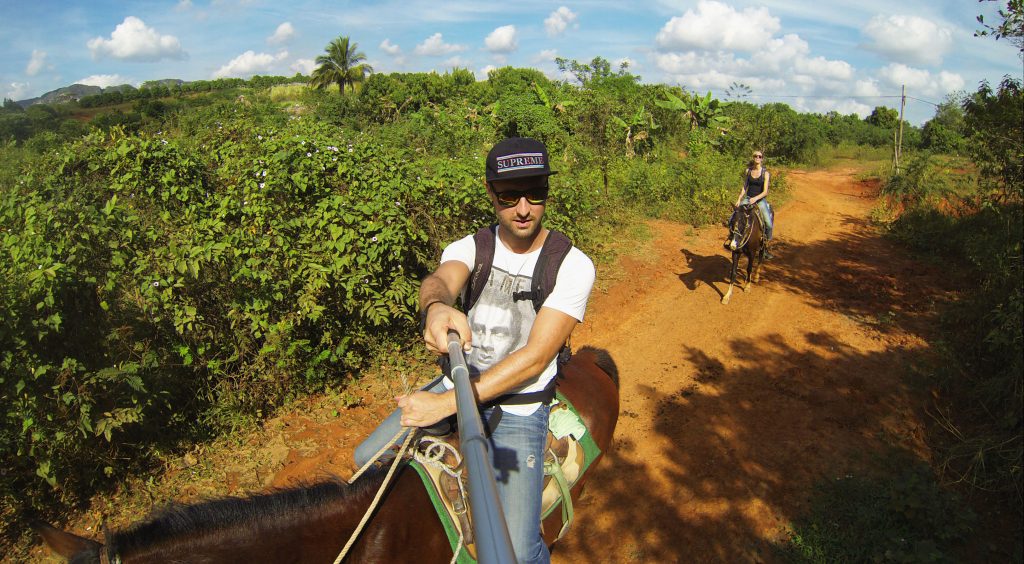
[464,225,497,313]
[511,230,573,312]
[465,226,573,313]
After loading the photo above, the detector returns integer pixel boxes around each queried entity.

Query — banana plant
[655,90,731,132]
[610,106,659,157]
[533,81,575,113]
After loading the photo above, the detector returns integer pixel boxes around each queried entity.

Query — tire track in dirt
[553,167,954,563]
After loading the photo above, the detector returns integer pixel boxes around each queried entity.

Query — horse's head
[727,204,756,251]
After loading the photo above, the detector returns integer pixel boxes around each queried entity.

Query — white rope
[333,427,418,564]
[412,437,469,564]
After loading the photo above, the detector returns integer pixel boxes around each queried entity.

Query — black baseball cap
[485,137,558,182]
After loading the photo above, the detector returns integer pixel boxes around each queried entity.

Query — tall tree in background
[311,36,373,94]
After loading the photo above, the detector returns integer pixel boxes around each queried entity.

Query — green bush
[783,454,975,563]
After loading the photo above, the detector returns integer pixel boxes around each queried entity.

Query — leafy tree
[963,77,1024,198]
[311,36,373,94]
[866,106,899,129]
[922,93,967,153]
[555,56,639,90]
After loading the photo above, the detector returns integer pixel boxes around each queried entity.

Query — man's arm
[398,306,578,428]
[420,261,472,354]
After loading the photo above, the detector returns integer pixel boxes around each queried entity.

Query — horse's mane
[577,346,619,388]
[107,467,387,557]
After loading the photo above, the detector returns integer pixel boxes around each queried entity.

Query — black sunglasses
[492,186,549,207]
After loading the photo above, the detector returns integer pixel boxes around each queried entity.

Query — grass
[269,83,309,103]
[815,142,892,169]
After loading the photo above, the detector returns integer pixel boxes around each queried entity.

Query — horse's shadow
[678,248,733,298]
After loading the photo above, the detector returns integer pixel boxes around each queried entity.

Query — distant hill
[15,80,185,108]
[16,84,103,107]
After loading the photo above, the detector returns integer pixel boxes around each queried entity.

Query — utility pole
[895,84,906,174]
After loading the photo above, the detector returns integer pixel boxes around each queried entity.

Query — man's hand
[423,303,472,354]
[397,390,456,427]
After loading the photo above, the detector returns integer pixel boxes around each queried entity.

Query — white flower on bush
[259,183,265,189]
[153,281,159,287]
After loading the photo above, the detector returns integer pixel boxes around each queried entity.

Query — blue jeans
[354,378,552,564]
[738,196,774,240]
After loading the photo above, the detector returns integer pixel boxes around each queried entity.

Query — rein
[334,426,420,564]
[730,206,756,250]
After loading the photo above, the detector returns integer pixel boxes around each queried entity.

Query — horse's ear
[32,521,103,559]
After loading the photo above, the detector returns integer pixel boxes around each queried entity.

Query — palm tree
[310,36,373,94]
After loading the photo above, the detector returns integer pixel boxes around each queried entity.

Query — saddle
[408,393,601,562]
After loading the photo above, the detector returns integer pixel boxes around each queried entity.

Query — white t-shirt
[439,227,595,415]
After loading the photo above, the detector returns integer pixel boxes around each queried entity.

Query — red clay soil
[25,167,968,562]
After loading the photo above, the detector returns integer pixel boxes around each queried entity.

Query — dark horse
[37,347,619,563]
[722,203,765,305]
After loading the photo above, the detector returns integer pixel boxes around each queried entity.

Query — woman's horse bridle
[730,204,756,250]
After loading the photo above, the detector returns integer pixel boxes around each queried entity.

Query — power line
[909,95,937,106]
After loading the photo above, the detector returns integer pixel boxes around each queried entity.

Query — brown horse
[37,347,619,563]
[722,203,765,305]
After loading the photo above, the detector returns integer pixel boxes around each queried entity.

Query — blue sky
[1,0,1020,124]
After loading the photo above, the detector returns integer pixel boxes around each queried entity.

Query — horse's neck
[114,480,381,563]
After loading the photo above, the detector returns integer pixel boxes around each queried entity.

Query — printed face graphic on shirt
[467,264,534,375]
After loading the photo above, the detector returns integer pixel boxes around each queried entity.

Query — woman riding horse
[725,151,774,259]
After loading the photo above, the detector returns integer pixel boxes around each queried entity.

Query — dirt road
[550,167,952,562]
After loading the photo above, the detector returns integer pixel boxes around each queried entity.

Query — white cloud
[545,7,578,37]
[444,56,472,68]
[862,15,953,66]
[477,64,498,80]
[213,50,288,78]
[5,82,32,101]
[795,56,853,81]
[853,79,882,97]
[485,25,518,53]
[26,50,47,76]
[175,0,192,10]
[77,74,130,88]
[268,22,294,45]
[414,33,465,56]
[380,39,401,56]
[87,16,185,62]
[535,49,557,62]
[750,34,809,71]
[877,63,964,97]
[656,0,780,52]
[290,58,315,75]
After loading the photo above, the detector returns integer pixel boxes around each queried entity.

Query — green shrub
[783,454,975,563]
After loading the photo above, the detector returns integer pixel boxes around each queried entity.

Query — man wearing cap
[354,137,595,563]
